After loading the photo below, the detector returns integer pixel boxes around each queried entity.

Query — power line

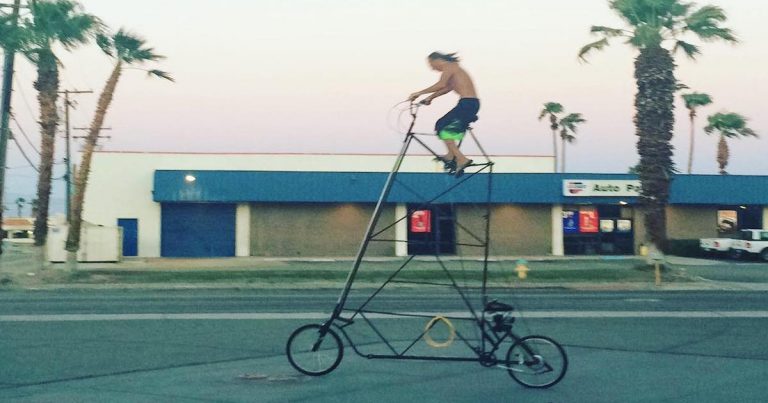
[9,114,39,154]
[8,130,38,172]
[13,75,37,119]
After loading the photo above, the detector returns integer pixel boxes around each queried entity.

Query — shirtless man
[408,52,479,176]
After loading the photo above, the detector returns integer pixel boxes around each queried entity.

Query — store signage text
[563,180,641,197]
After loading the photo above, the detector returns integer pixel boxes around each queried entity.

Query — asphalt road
[1,289,767,402]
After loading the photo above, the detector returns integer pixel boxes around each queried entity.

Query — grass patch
[60,263,688,285]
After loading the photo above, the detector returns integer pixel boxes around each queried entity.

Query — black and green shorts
[435,98,480,141]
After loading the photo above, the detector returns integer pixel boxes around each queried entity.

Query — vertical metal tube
[332,130,415,319]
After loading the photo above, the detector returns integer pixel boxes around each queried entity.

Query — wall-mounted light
[619,201,628,206]
[184,174,196,183]
[739,205,747,210]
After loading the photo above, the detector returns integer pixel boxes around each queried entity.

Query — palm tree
[14,197,26,217]
[704,112,757,175]
[681,92,713,174]
[558,113,586,173]
[579,0,737,252]
[65,29,172,255]
[21,0,99,246]
[538,102,563,172]
[29,198,39,216]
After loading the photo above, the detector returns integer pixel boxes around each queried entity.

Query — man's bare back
[443,64,477,99]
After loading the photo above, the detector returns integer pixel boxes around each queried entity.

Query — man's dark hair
[428,52,460,62]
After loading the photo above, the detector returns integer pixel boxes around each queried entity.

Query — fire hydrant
[515,259,530,280]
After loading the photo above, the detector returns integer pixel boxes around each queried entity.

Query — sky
[3,0,767,215]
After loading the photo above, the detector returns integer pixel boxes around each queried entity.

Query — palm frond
[694,26,737,43]
[686,5,727,28]
[108,28,166,63]
[673,40,700,59]
[560,113,587,133]
[681,92,712,109]
[95,33,113,56]
[629,25,663,48]
[147,69,174,82]
[705,112,758,138]
[28,0,99,51]
[590,26,627,37]
[560,131,577,143]
[685,5,738,43]
[539,102,563,120]
[0,13,28,51]
[133,47,165,62]
[578,38,610,61]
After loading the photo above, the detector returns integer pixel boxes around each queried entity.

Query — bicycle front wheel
[506,335,567,388]
[286,324,344,376]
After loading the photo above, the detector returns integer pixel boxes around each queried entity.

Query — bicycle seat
[484,300,514,312]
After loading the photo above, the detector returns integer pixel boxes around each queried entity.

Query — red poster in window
[579,210,599,233]
[411,210,431,233]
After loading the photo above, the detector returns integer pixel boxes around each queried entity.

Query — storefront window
[717,210,738,234]
[563,205,634,256]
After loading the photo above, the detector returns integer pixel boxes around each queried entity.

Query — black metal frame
[316,102,511,364]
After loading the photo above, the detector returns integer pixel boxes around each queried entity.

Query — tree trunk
[634,46,676,253]
[32,50,60,247]
[549,114,559,172]
[551,129,558,173]
[561,137,566,173]
[717,135,729,175]
[687,110,695,174]
[66,62,123,253]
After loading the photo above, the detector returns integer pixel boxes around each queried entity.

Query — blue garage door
[161,203,236,257]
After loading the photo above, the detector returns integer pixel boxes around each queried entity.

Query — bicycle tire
[286,324,344,376]
[506,335,567,388]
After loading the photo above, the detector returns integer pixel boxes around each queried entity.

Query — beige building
[81,152,768,258]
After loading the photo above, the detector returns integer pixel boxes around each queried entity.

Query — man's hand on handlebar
[419,98,432,106]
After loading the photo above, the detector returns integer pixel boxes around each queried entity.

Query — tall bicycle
[285,102,568,388]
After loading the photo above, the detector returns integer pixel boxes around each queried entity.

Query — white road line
[2,311,768,322]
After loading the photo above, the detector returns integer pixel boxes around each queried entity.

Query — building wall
[250,203,396,257]
[455,204,552,256]
[667,206,718,239]
[83,152,553,257]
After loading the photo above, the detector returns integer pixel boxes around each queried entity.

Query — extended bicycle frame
[317,102,510,365]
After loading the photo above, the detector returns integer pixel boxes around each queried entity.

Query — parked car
[728,229,768,261]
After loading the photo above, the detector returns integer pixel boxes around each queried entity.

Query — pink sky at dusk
[4,0,767,213]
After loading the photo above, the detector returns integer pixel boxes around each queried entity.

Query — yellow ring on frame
[423,315,456,348]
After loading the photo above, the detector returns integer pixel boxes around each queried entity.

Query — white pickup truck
[700,237,736,254]
[728,229,768,261]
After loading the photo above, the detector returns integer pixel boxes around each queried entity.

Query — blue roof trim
[153,171,768,205]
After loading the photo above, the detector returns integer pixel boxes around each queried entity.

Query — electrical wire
[13,75,37,120]
[10,114,40,155]
[8,130,39,172]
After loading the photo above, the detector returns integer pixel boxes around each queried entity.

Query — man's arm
[408,71,451,101]
[420,86,452,105]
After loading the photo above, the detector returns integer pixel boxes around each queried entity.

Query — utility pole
[69,127,110,211]
[0,0,23,254]
[59,89,92,221]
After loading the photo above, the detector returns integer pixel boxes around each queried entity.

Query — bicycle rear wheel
[286,324,344,376]
[505,335,567,388]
